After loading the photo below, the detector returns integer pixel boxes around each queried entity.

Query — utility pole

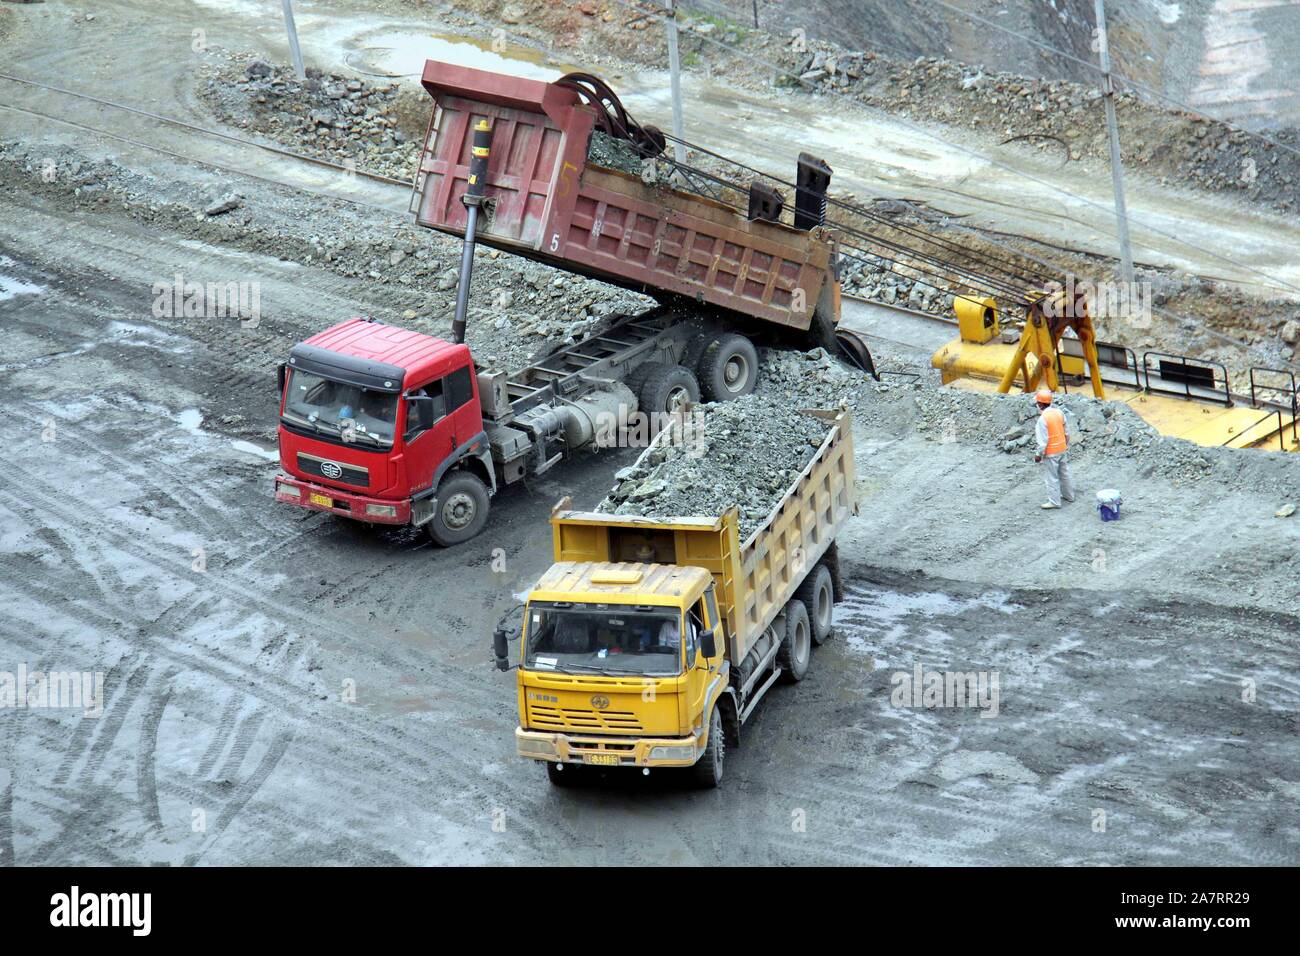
[663,0,686,164]
[1094,0,1134,286]
[280,0,306,79]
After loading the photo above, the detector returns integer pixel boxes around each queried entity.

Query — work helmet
[1035,388,1053,405]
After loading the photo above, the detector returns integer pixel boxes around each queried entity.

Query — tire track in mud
[135,671,179,831]
[0,726,13,867]
[0,473,499,710]
[52,654,147,787]
[181,730,294,868]
[0,478,574,856]
[26,403,263,548]
[2,571,549,860]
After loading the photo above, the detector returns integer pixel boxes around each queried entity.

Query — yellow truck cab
[514,561,730,787]
[494,409,857,788]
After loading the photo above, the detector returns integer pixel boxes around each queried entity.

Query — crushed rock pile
[0,139,651,373]
[597,396,828,538]
[754,346,874,408]
[840,254,953,315]
[198,59,421,181]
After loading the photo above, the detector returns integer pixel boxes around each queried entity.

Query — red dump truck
[275,61,846,546]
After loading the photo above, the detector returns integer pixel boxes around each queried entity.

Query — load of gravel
[596,395,829,539]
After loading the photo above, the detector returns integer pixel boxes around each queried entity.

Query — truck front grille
[530,705,643,733]
[296,453,369,488]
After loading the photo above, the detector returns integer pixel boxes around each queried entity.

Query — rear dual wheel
[796,562,835,645]
[635,362,700,418]
[697,332,759,402]
[776,599,812,683]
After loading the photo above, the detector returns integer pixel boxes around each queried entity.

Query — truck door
[684,598,709,734]
[404,360,482,496]
[402,377,452,497]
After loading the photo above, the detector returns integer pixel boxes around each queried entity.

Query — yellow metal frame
[996,289,1105,399]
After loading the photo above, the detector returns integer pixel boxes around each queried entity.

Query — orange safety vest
[1042,407,1068,455]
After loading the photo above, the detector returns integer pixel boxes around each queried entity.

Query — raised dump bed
[411,61,839,334]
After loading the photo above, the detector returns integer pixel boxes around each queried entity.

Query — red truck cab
[274,318,496,545]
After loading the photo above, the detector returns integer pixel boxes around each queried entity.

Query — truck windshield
[524,602,683,677]
[282,369,398,447]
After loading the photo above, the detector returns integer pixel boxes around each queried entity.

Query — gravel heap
[597,396,829,539]
[840,253,953,315]
[754,346,873,408]
[198,59,421,181]
[587,130,649,176]
[767,47,1300,213]
[0,139,651,373]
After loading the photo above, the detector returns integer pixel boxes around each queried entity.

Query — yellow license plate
[583,753,620,766]
[309,493,333,508]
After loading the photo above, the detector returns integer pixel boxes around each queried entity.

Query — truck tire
[690,706,724,788]
[546,761,578,787]
[683,332,714,371]
[797,562,835,645]
[776,599,812,683]
[425,470,490,547]
[638,363,700,418]
[697,332,759,402]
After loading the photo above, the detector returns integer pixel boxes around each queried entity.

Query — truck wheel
[797,562,835,645]
[425,471,490,547]
[546,761,578,788]
[690,707,724,788]
[683,332,714,370]
[698,333,759,402]
[776,599,812,683]
[639,363,700,418]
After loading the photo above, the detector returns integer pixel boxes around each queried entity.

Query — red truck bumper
[274,475,411,525]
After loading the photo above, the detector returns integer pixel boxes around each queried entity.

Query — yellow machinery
[937,290,1105,398]
[492,409,856,787]
[933,291,1299,452]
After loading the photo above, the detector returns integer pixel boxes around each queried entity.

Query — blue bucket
[1096,489,1122,522]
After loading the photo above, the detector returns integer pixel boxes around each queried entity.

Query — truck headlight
[276,482,301,498]
[365,503,398,518]
[649,745,696,761]
[519,737,557,757]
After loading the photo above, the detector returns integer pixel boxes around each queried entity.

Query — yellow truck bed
[549,408,856,664]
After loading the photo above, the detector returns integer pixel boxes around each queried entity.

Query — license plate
[309,492,333,508]
[583,753,620,766]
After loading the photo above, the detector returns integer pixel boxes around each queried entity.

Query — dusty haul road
[2,206,1297,865]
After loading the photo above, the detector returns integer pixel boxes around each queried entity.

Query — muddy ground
[0,0,1297,866]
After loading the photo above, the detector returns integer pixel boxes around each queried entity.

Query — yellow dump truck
[492,409,856,787]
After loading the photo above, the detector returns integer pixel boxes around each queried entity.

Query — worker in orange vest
[1034,388,1075,510]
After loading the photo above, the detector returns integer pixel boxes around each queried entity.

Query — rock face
[596,396,829,539]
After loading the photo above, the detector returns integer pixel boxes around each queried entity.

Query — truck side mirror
[700,627,717,661]
[492,603,524,671]
[492,627,510,671]
[276,362,287,394]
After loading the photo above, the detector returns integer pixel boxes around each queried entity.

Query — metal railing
[1142,350,1232,407]
[1247,366,1298,448]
